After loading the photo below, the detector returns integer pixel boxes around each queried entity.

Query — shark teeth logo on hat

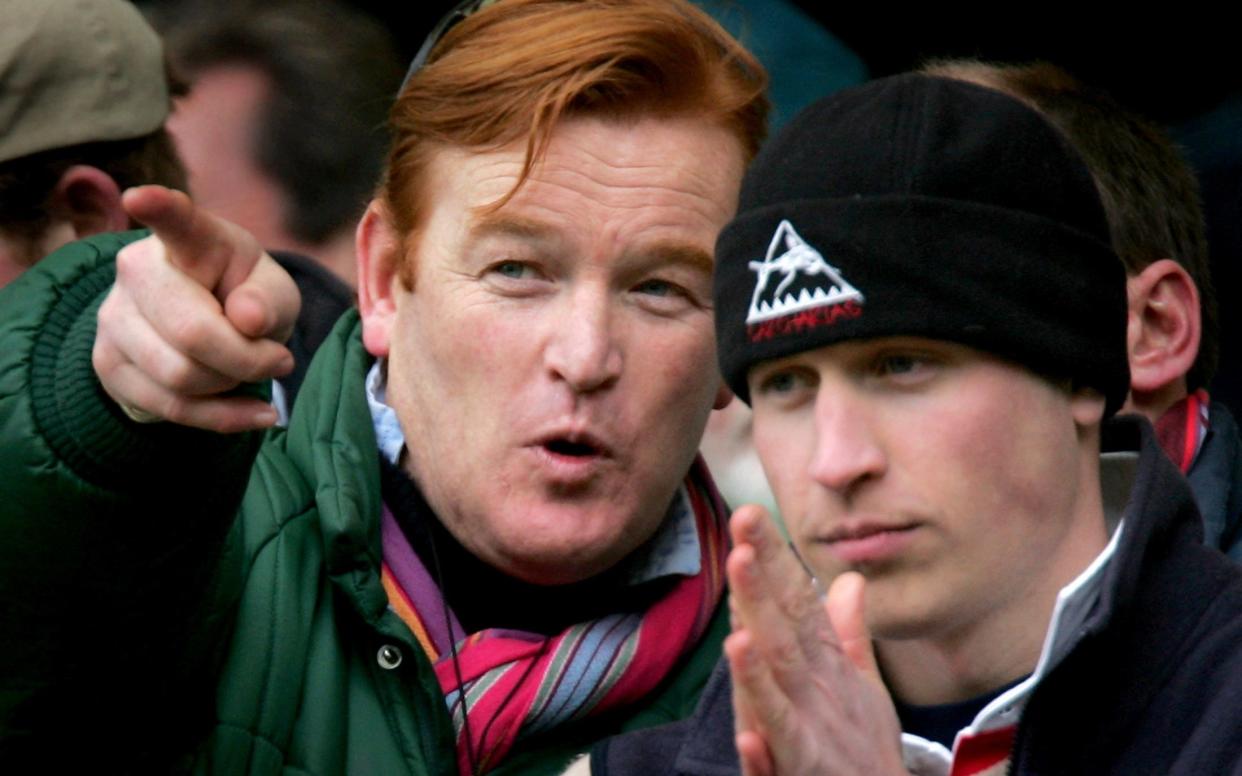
[746,220,863,324]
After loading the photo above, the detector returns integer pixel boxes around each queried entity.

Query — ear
[1069,386,1108,430]
[713,381,734,411]
[1125,259,1199,398]
[356,199,404,358]
[49,166,128,238]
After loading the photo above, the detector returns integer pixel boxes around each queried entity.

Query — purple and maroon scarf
[380,457,729,774]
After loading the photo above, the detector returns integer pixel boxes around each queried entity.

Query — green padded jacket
[0,232,727,774]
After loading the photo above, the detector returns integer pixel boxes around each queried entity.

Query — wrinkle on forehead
[431,116,744,221]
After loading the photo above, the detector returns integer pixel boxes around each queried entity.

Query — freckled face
[367,116,744,584]
[748,338,1108,643]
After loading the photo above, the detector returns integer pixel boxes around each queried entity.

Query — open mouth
[544,438,601,457]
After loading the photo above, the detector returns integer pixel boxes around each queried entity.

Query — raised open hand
[725,505,907,776]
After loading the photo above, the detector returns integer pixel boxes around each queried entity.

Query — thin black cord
[427,529,554,773]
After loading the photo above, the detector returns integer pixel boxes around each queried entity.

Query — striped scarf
[380,458,729,775]
[1155,388,1211,474]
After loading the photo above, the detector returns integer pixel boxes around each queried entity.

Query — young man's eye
[756,369,811,396]
[879,355,919,374]
[633,278,680,297]
[873,353,935,381]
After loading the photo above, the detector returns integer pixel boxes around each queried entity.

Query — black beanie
[714,73,1130,416]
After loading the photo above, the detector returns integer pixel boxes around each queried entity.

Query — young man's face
[748,337,1108,644]
[362,115,743,585]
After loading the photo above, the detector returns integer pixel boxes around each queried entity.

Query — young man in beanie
[587,74,1242,775]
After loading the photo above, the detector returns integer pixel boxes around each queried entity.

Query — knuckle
[168,314,210,349]
[754,697,793,739]
[776,584,816,621]
[114,241,154,281]
[158,395,190,425]
[157,356,201,393]
[113,246,139,279]
[242,351,279,383]
[91,340,116,377]
[765,640,803,676]
[96,290,123,329]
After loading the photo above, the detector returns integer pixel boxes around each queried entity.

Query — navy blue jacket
[1192,402,1242,561]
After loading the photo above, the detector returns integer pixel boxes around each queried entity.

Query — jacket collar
[279,311,390,623]
[670,415,1213,776]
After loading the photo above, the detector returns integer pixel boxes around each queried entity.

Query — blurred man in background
[0,0,184,288]
[147,0,403,290]
[925,60,1241,560]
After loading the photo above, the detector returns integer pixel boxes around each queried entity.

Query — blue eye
[872,353,940,384]
[492,261,529,279]
[758,370,802,394]
[750,364,817,407]
[634,279,676,297]
[764,373,795,393]
[879,355,920,375]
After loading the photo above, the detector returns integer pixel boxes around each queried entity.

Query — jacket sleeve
[0,232,266,769]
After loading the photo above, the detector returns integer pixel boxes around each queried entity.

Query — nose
[807,385,887,496]
[544,288,623,394]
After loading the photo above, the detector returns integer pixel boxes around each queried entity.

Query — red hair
[381,0,768,286]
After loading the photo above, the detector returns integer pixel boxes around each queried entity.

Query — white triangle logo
[746,220,863,324]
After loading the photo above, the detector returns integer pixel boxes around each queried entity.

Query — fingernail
[734,636,753,666]
[744,516,762,541]
[254,407,278,427]
[737,555,755,581]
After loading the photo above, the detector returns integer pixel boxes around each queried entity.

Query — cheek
[637,321,719,422]
[928,397,1078,539]
[752,414,814,530]
[419,299,527,391]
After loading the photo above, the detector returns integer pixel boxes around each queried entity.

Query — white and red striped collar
[899,449,1137,776]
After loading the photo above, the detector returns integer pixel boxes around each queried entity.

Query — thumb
[121,185,261,296]
[223,253,302,343]
[825,572,883,685]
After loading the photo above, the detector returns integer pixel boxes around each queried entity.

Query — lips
[823,520,917,544]
[818,519,921,566]
[534,429,612,459]
[527,426,616,486]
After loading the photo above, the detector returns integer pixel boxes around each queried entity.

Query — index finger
[729,504,805,585]
[727,506,843,676]
[121,185,261,295]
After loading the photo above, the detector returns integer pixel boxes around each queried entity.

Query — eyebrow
[637,242,714,275]
[467,213,714,273]
[467,213,560,244]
